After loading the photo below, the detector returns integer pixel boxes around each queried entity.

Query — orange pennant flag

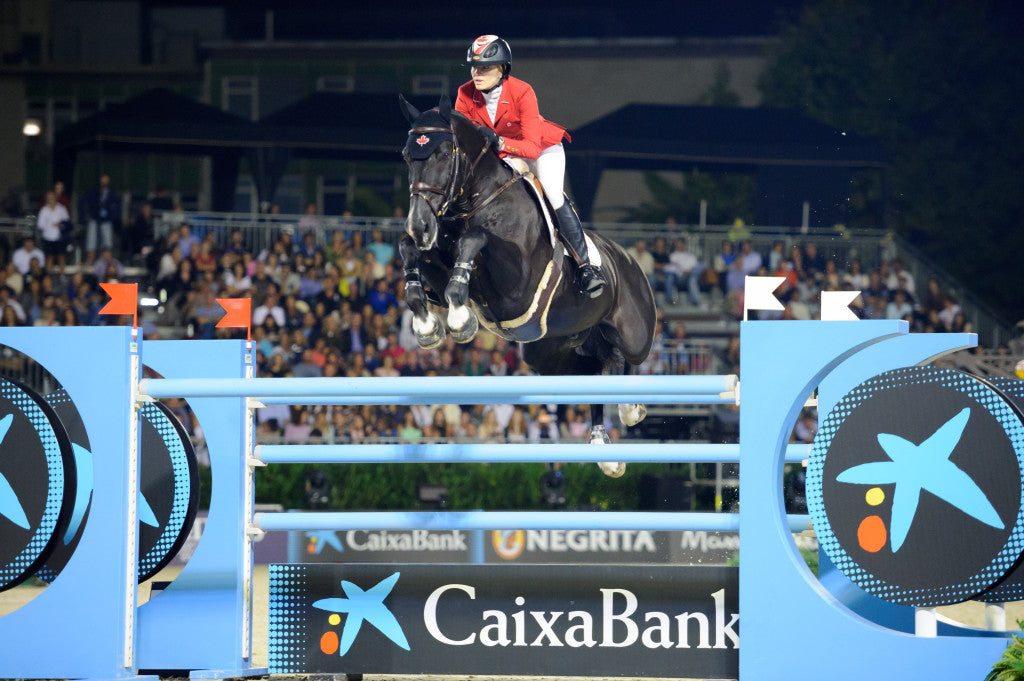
[216,298,252,340]
[99,282,138,323]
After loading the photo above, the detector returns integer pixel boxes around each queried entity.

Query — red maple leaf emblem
[416,135,429,146]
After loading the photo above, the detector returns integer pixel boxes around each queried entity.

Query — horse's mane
[449,111,512,179]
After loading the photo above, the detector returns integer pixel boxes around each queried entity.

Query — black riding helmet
[466,35,512,77]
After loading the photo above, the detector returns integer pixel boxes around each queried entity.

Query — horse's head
[400,94,459,251]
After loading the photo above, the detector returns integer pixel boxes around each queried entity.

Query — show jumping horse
[399,95,656,477]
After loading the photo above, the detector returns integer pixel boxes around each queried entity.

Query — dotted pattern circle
[268,563,310,674]
[138,402,193,577]
[807,366,1024,607]
[0,379,66,588]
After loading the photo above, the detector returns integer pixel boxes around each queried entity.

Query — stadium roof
[564,103,886,224]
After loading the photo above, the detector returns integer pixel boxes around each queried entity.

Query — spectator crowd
[0,180,976,446]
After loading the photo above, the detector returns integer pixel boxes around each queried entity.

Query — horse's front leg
[400,235,445,349]
[444,230,486,344]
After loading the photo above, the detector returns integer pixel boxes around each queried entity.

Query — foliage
[620,170,756,225]
[986,619,1024,681]
[349,186,392,217]
[759,0,1024,321]
[245,461,693,511]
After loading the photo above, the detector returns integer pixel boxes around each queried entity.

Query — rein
[407,124,522,223]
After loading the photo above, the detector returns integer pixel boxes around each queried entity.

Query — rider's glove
[479,126,501,149]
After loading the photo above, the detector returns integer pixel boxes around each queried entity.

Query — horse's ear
[398,94,420,124]
[438,94,452,122]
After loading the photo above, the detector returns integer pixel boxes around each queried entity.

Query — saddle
[503,157,603,268]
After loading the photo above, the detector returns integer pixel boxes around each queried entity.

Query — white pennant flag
[820,290,861,321]
[743,276,786,321]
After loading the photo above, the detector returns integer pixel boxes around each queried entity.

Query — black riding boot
[554,202,606,298]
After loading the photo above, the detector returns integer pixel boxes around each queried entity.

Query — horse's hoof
[414,312,445,350]
[449,308,479,344]
[591,426,625,477]
[618,403,647,427]
[598,461,627,478]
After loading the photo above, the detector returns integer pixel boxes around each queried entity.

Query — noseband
[407,125,522,223]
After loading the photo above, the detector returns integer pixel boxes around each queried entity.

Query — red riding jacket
[455,76,570,160]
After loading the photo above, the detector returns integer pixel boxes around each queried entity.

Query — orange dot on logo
[320,630,339,655]
[857,515,887,553]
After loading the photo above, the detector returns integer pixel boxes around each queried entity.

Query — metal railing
[1,208,1015,348]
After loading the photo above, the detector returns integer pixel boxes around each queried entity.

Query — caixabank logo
[807,366,1024,607]
[268,563,738,678]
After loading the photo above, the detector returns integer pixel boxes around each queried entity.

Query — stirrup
[577,264,606,298]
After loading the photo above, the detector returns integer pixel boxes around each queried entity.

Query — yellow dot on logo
[328,614,341,626]
[865,487,885,506]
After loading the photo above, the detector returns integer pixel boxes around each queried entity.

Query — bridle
[407,124,523,224]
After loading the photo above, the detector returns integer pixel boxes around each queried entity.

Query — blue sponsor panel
[269,563,738,678]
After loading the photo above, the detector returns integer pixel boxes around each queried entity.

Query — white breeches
[526,144,566,209]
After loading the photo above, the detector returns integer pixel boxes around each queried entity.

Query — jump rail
[256,442,810,464]
[140,374,739,404]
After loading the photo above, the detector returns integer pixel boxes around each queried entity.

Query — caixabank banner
[268,563,738,678]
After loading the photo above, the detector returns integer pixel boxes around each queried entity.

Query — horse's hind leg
[618,361,647,427]
[590,402,626,478]
[400,235,445,349]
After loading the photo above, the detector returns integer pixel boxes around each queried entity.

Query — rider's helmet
[466,35,512,77]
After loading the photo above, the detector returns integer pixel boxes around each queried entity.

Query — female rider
[455,34,606,298]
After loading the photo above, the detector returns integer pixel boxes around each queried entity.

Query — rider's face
[471,65,503,91]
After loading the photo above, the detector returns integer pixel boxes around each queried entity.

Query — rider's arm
[454,82,476,117]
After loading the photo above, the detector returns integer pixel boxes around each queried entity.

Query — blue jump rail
[257,442,811,464]
[140,374,739,405]
[254,510,813,534]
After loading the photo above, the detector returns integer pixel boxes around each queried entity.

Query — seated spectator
[296,231,320,270]
[786,288,812,320]
[626,239,656,288]
[367,278,399,316]
[93,248,125,282]
[12,237,45,275]
[886,290,915,320]
[0,286,26,325]
[222,261,252,297]
[366,229,395,265]
[738,240,762,275]
[292,348,323,378]
[711,240,735,292]
[190,287,225,339]
[175,223,200,259]
[664,238,704,306]
[253,289,286,327]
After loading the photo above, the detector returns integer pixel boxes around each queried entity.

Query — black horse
[399,95,656,476]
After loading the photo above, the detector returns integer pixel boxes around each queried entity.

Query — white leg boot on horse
[554,202,607,299]
[590,424,626,478]
[444,261,480,343]
[411,310,446,349]
[618,402,647,427]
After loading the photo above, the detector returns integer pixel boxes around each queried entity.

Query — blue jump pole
[255,510,812,533]
[247,393,734,405]
[257,442,811,464]
[141,374,738,401]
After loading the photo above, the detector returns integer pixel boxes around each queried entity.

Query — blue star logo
[837,407,1004,551]
[307,530,344,555]
[0,414,29,530]
[313,572,409,656]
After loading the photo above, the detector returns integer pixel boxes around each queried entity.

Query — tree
[760,0,1024,321]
